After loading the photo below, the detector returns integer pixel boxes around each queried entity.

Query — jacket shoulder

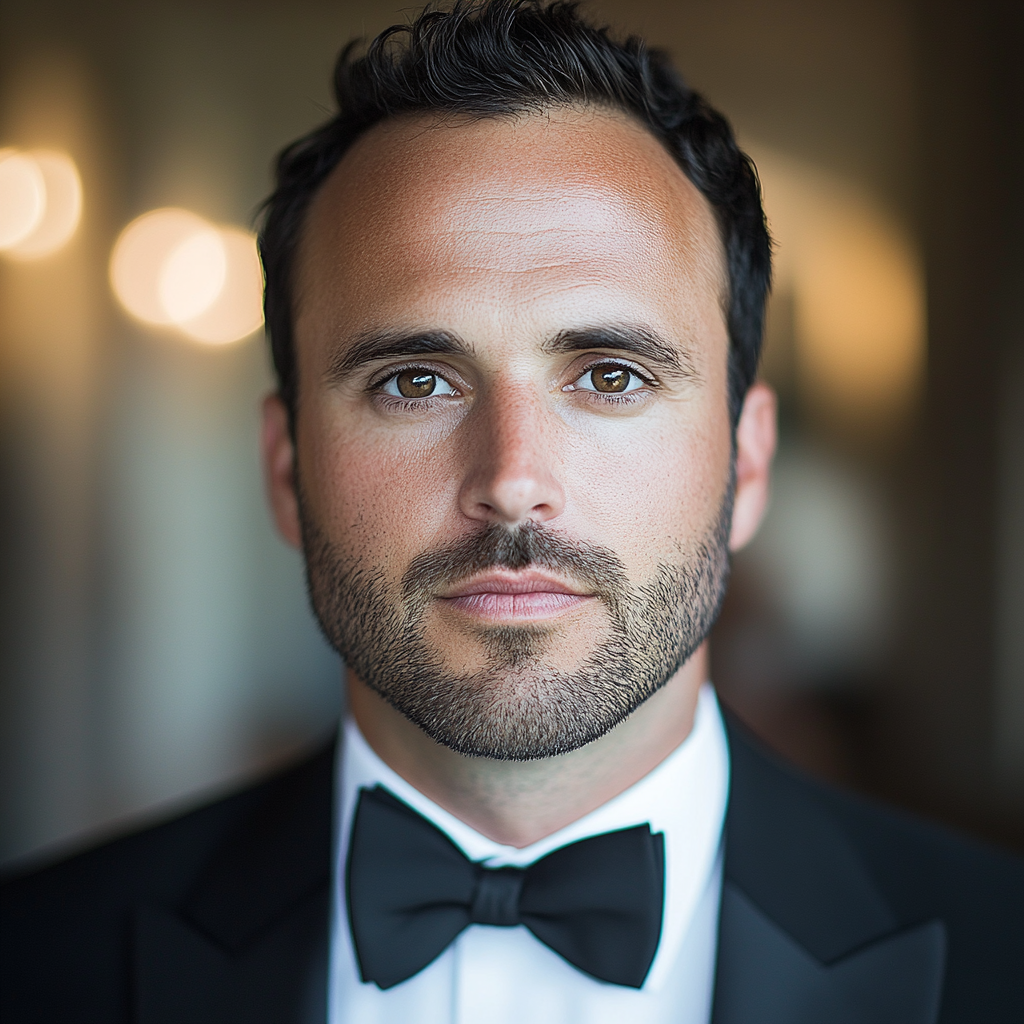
[725,718,1024,1023]
[0,741,333,1024]
[818,764,1024,1022]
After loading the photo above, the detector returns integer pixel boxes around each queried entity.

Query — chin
[424,610,609,672]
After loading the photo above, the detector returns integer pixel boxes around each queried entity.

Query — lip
[442,569,586,599]
[437,569,593,621]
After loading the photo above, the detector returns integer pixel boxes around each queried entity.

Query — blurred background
[0,0,1021,868]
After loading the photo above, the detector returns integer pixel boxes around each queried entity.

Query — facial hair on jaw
[299,489,733,761]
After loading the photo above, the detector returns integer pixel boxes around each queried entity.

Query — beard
[300,485,733,761]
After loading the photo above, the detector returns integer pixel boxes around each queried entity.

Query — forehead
[295,106,726,343]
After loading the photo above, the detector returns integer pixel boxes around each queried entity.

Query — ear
[729,381,777,551]
[261,393,302,549]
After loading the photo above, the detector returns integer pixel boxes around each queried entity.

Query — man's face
[286,108,736,759]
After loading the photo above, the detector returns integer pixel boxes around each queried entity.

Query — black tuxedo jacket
[3,718,1022,1024]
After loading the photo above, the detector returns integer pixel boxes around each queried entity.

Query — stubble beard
[300,486,733,761]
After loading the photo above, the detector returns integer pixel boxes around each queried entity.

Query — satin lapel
[713,882,946,1024]
[133,741,336,1024]
[712,720,946,1024]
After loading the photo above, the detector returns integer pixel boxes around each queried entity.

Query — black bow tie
[346,785,665,990]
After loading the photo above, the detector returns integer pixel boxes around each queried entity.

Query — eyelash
[368,364,463,411]
[566,360,658,404]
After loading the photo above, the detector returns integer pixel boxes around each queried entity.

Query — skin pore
[262,106,776,847]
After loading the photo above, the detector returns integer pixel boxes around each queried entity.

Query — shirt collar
[336,682,729,991]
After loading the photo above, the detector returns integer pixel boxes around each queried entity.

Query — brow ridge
[325,322,698,382]
[545,325,698,379]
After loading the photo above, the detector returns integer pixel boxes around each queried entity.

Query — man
[2,2,1022,1021]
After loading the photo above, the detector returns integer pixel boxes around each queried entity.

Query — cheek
[298,404,461,575]
[566,418,729,571]
[558,341,732,575]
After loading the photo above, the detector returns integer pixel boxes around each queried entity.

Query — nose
[458,387,565,527]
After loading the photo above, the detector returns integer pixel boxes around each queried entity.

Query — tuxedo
[2,714,1022,1024]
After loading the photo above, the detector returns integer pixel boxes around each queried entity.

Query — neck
[346,646,707,848]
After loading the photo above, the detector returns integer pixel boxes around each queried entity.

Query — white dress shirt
[328,683,729,1024]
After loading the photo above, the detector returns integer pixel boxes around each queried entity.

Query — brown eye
[380,368,457,403]
[591,365,630,393]
[396,370,437,398]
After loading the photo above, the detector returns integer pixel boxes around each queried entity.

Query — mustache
[401,521,630,607]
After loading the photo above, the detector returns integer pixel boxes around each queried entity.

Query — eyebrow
[545,325,698,380]
[325,329,474,382]
[324,322,698,382]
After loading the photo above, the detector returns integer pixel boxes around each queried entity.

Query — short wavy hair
[259,0,771,427]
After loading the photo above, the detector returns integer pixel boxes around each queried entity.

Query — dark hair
[259,0,771,427]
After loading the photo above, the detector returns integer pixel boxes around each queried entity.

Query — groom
[3,2,1022,1022]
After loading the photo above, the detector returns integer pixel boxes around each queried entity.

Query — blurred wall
[902,0,1024,838]
[0,0,1021,866]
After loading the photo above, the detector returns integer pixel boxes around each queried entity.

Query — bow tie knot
[471,865,526,926]
[347,785,665,990]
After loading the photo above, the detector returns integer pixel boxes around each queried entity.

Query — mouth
[436,569,595,622]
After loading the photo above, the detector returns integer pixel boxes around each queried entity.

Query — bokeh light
[177,227,265,345]
[0,148,46,249]
[110,208,214,325]
[5,150,83,259]
[753,147,925,428]
[110,208,264,345]
[159,228,227,323]
[795,201,923,419]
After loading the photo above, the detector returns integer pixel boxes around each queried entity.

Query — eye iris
[592,366,630,393]
[397,370,436,398]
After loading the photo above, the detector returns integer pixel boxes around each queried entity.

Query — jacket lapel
[133,741,336,1024]
[128,715,949,1022]
[712,720,946,1024]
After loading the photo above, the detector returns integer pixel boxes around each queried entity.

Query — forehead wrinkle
[427,211,664,281]
[435,184,677,254]
[319,107,717,244]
